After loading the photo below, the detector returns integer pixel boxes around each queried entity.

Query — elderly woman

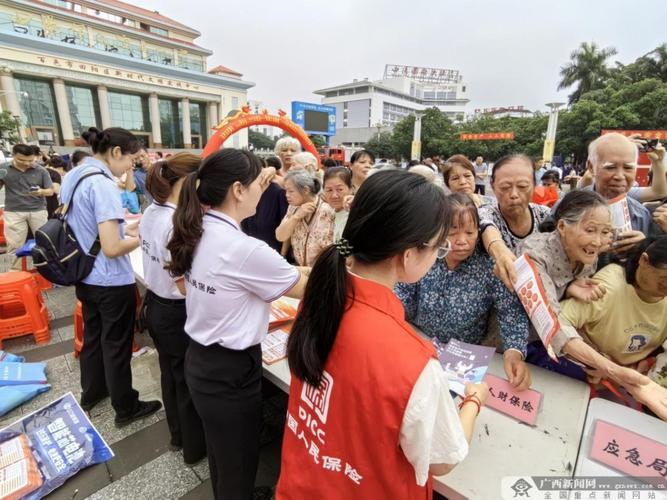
[322,166,352,242]
[518,190,667,419]
[396,193,532,390]
[291,152,319,175]
[276,169,334,266]
[274,137,301,175]
[477,154,551,288]
[442,155,493,207]
[349,149,375,193]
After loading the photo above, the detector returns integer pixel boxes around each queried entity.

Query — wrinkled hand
[294,202,317,221]
[343,194,354,212]
[610,230,645,254]
[259,167,276,191]
[653,204,667,232]
[626,380,667,421]
[125,222,139,238]
[491,245,517,291]
[565,278,606,303]
[503,350,531,391]
[464,381,490,406]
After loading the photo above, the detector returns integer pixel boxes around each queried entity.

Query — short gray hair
[274,137,301,155]
[292,152,318,174]
[284,169,320,196]
[588,133,638,167]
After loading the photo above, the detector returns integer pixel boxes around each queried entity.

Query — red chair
[73,288,142,358]
[0,271,50,348]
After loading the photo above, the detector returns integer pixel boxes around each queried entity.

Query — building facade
[0,0,253,149]
[467,106,535,121]
[314,64,469,147]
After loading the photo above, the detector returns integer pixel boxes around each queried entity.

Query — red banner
[601,129,667,139]
[460,132,515,141]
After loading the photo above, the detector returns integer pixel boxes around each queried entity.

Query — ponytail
[288,170,448,387]
[145,152,200,204]
[166,172,203,276]
[287,245,349,387]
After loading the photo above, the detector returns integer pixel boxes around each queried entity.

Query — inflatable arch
[202,106,320,162]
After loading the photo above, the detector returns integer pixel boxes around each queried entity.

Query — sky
[138,0,666,114]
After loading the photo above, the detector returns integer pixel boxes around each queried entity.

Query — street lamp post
[411,111,424,161]
[543,102,565,164]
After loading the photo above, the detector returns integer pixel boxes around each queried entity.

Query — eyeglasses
[423,239,451,259]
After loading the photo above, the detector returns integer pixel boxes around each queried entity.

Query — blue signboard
[291,101,336,136]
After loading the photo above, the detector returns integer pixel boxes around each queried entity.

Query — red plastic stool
[0,208,6,247]
[0,271,50,348]
[73,290,141,358]
[16,240,52,292]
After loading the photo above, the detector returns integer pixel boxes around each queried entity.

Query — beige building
[0,0,253,149]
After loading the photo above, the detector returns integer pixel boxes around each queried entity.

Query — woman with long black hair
[166,149,307,499]
[139,152,206,464]
[277,170,489,499]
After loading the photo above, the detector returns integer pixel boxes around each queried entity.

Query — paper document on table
[269,299,297,330]
[261,328,290,365]
[433,338,495,397]
[608,194,632,233]
[513,254,560,362]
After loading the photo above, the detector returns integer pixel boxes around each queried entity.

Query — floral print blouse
[284,198,335,266]
[395,247,529,356]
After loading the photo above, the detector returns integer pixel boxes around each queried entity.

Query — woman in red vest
[277,170,489,499]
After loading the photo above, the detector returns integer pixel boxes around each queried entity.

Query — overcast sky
[140,0,665,113]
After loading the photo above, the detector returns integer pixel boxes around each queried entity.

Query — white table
[129,247,145,287]
[575,397,667,475]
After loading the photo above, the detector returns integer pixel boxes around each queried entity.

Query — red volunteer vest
[276,274,436,499]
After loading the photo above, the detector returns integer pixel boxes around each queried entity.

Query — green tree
[0,111,20,147]
[558,42,618,104]
[248,129,276,150]
[364,131,395,158]
[309,135,326,148]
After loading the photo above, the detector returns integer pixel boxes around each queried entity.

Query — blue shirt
[395,247,529,356]
[60,157,135,286]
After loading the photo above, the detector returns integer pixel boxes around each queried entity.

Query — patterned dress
[285,198,335,266]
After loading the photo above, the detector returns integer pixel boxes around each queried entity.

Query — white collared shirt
[184,209,300,350]
[139,202,183,300]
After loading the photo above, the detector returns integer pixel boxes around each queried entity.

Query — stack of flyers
[269,299,297,330]
[261,328,290,365]
[433,338,495,396]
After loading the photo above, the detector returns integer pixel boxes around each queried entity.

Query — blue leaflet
[0,361,47,385]
[0,384,51,416]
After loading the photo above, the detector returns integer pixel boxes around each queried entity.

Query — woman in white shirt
[139,152,206,465]
[166,149,307,500]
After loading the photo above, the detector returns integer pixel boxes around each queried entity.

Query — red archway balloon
[201,106,320,163]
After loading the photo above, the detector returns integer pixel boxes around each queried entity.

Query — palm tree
[637,44,667,82]
[558,42,618,103]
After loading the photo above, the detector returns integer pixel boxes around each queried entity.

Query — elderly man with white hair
[274,137,301,174]
[584,133,662,253]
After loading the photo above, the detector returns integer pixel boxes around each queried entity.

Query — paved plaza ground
[0,253,286,500]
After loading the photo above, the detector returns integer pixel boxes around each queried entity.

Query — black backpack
[32,170,106,286]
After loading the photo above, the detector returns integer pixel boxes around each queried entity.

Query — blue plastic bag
[121,190,140,214]
[0,361,47,386]
[0,392,114,499]
[0,350,25,362]
[0,383,51,416]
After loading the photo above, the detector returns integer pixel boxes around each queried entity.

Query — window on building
[14,77,60,130]
[231,96,239,110]
[108,91,149,131]
[0,9,45,37]
[148,26,168,36]
[189,101,207,143]
[66,85,100,136]
[93,32,141,58]
[159,98,183,148]
[178,53,204,72]
[145,46,174,65]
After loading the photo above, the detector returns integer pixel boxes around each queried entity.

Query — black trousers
[475,183,486,195]
[185,340,262,500]
[75,283,139,417]
[144,290,206,463]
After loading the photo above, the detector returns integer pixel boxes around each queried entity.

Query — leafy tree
[364,131,395,158]
[309,135,326,148]
[0,111,20,147]
[248,129,276,150]
[558,42,618,104]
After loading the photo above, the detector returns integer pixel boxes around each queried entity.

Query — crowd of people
[0,127,666,499]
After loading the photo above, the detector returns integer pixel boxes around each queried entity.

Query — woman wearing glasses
[396,193,532,391]
[277,171,489,499]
